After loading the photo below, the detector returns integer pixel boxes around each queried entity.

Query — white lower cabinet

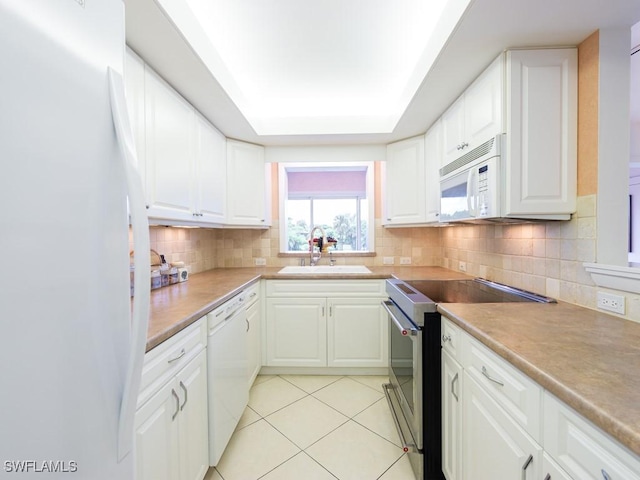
[442,316,640,480]
[266,297,326,367]
[245,283,262,386]
[264,280,387,369]
[328,297,387,367]
[543,392,640,480]
[135,375,180,480]
[463,372,542,480]
[543,452,573,480]
[442,349,462,480]
[135,320,208,480]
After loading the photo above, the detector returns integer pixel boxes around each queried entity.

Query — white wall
[265,144,386,164]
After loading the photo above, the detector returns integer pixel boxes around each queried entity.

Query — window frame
[278,162,375,254]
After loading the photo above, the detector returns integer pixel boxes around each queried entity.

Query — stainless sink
[277,265,371,274]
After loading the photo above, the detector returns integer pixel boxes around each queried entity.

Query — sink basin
[278,265,372,274]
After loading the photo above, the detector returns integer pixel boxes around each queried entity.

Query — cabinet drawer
[243,281,260,308]
[441,316,462,361]
[266,279,386,297]
[138,318,206,407]
[543,392,640,480]
[462,334,543,442]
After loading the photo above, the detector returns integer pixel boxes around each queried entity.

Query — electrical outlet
[254,257,266,266]
[400,257,411,265]
[383,257,394,265]
[597,291,625,315]
[458,261,467,272]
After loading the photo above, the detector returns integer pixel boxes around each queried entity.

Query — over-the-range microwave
[439,135,502,223]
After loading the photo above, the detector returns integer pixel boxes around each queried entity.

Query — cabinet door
[384,136,426,225]
[441,97,466,166]
[464,55,503,151]
[424,121,442,223]
[504,48,577,216]
[462,373,542,480]
[544,392,640,480]
[144,68,195,221]
[194,113,226,224]
[176,350,209,480]
[124,48,146,173]
[543,453,574,480]
[135,380,180,480]
[265,298,326,367]
[327,297,388,367]
[226,140,268,226]
[246,299,261,386]
[442,350,462,480]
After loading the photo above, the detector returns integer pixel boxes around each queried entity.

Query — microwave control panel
[478,165,489,217]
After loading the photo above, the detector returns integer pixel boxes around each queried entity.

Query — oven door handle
[382,301,419,336]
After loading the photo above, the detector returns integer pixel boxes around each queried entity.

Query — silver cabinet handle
[521,454,533,480]
[179,381,187,411]
[482,366,504,386]
[168,348,186,363]
[322,306,325,316]
[602,470,611,480]
[329,305,332,316]
[544,475,551,480]
[171,388,180,421]
[442,334,452,343]
[249,292,257,298]
[246,318,250,332]
[451,372,459,402]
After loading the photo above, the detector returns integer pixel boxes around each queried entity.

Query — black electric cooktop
[405,278,555,304]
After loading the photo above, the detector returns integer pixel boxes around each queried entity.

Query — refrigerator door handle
[107,67,151,462]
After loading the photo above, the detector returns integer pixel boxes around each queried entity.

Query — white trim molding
[583,262,640,294]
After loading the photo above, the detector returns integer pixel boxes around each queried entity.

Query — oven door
[382,300,423,452]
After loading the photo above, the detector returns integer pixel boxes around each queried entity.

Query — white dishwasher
[207,291,249,466]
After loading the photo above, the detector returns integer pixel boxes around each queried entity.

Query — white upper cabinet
[383,135,427,226]
[442,55,504,166]
[124,51,273,228]
[504,48,577,217]
[194,113,226,224]
[440,48,577,219]
[226,139,270,227]
[424,120,443,223]
[144,67,196,222]
[124,48,146,173]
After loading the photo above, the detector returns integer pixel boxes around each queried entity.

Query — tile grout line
[226,375,406,480]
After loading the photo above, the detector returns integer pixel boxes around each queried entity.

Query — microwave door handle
[467,168,477,217]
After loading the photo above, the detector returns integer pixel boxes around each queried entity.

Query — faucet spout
[309,226,326,266]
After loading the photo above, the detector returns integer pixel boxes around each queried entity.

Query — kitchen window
[278,163,374,253]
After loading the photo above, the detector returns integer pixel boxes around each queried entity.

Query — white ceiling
[170,0,461,136]
[125,0,640,146]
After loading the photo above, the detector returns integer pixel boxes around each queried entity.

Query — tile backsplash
[130,193,639,322]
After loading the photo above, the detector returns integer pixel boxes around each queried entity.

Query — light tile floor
[204,375,416,480]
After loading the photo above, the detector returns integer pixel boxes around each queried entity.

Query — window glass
[281,164,373,253]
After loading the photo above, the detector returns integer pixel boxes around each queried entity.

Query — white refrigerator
[0,0,150,478]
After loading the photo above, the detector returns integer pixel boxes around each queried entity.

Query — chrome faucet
[309,226,326,266]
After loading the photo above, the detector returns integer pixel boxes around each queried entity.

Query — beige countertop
[146,265,467,350]
[439,302,640,457]
[146,266,640,456]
